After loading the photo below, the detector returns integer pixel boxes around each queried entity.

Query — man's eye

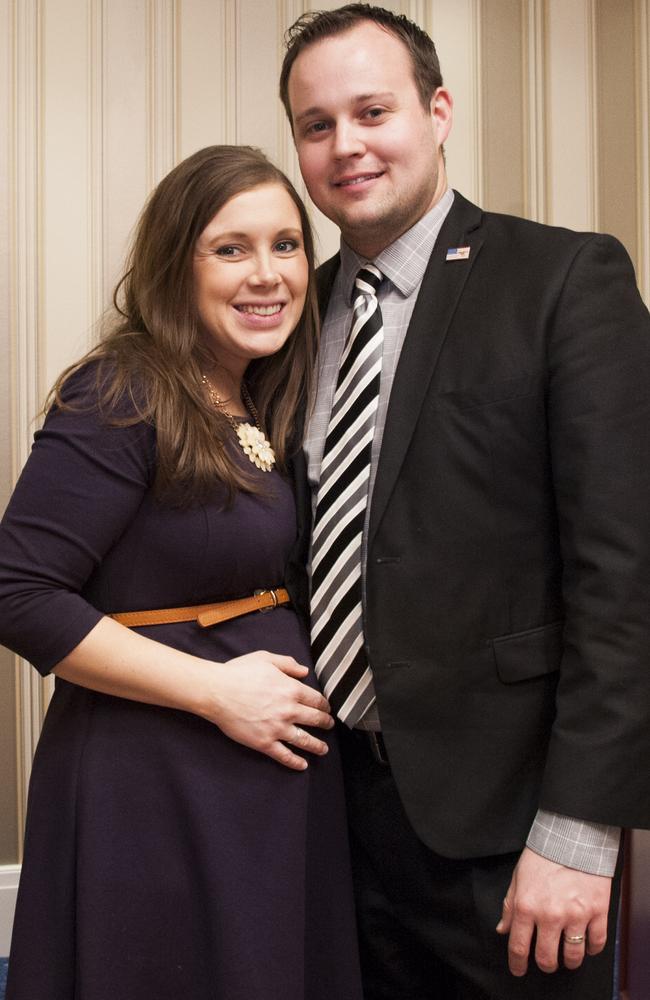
[365,107,385,120]
[306,121,329,135]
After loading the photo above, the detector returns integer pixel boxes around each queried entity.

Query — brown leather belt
[110,588,290,629]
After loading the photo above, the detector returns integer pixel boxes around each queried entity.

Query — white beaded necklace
[201,374,276,473]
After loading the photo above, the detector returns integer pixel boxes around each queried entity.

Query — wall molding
[585,0,598,233]
[10,0,53,846]
[147,0,177,190]
[277,0,306,194]
[0,864,20,955]
[472,0,485,208]
[523,0,547,222]
[635,0,650,304]
[10,0,42,476]
[404,0,430,34]
[89,0,105,326]
[223,0,240,146]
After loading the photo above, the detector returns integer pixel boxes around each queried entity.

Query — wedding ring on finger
[292,726,306,744]
[564,933,586,945]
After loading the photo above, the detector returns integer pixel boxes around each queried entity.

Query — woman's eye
[274,239,299,253]
[214,245,241,257]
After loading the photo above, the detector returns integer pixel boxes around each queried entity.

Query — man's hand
[496,846,612,976]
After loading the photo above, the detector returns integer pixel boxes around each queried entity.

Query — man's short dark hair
[279,3,444,125]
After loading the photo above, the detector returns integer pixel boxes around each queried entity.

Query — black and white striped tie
[310,264,383,726]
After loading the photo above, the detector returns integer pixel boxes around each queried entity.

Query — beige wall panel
[177,0,228,157]
[429,0,484,206]
[276,0,307,192]
[41,0,93,387]
[635,0,650,304]
[0,647,18,864]
[7,0,54,886]
[307,0,399,10]
[523,0,547,222]
[147,0,177,188]
[0,0,19,868]
[238,0,282,155]
[546,0,597,230]
[12,0,43,472]
[596,0,638,266]
[481,0,525,216]
[1,0,12,509]
[102,0,149,311]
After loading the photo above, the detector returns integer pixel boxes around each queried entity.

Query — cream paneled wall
[1,0,649,946]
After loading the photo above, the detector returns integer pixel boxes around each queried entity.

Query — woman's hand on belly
[53,618,334,771]
[203,651,334,770]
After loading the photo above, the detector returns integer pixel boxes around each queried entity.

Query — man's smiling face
[288,20,452,258]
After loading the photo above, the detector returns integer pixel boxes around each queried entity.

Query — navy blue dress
[0,370,362,1000]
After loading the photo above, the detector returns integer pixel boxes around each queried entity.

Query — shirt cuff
[526,809,621,877]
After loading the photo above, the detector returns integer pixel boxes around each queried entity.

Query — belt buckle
[254,588,278,614]
[368,730,390,766]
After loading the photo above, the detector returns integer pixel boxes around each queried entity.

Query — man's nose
[333,121,366,159]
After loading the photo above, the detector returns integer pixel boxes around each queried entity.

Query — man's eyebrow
[294,106,327,126]
[294,92,397,125]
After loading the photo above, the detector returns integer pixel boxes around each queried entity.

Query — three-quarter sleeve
[0,368,155,674]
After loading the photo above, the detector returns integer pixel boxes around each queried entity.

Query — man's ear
[430,87,453,146]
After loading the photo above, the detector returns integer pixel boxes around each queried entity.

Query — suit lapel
[368,193,486,547]
[316,253,340,316]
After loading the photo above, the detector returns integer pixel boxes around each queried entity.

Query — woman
[0,146,362,1000]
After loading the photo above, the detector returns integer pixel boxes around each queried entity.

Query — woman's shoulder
[54,357,152,424]
[41,358,156,472]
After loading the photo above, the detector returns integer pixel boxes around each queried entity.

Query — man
[281,5,650,999]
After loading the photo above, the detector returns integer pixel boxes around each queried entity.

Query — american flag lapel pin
[446,246,471,261]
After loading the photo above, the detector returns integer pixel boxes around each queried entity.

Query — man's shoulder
[455,190,619,255]
[313,193,628,301]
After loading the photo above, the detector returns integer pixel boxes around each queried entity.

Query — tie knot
[355,264,382,296]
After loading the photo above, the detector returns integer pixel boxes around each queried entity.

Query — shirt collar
[338,187,455,304]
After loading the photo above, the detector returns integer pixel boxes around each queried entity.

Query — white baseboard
[0,865,19,955]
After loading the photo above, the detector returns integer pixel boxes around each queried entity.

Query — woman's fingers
[268,652,310,677]
[266,741,310,771]
[288,724,329,756]
[265,652,332,718]
[207,651,335,766]
[295,705,335,731]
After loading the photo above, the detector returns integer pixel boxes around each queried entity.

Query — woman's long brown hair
[48,145,319,503]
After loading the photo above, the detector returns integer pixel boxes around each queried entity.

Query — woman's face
[193,182,309,376]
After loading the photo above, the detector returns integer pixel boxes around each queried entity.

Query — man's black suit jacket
[287,191,650,859]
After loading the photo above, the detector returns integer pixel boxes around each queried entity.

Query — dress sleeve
[0,367,156,675]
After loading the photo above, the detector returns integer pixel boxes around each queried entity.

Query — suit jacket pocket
[491,620,563,683]
[432,373,534,411]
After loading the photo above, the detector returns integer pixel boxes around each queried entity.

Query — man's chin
[339,209,411,257]
[333,202,388,236]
